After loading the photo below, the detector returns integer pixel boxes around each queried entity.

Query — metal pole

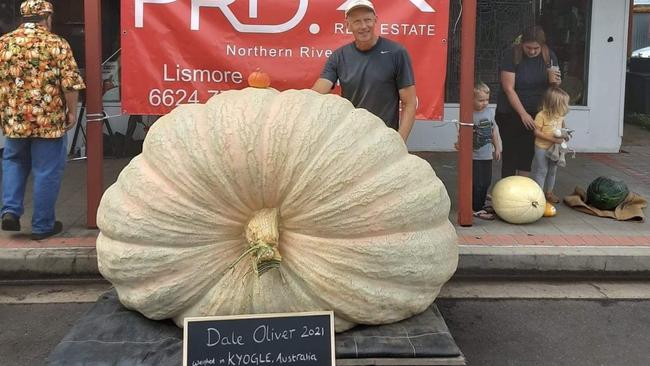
[84,0,103,228]
[458,0,477,226]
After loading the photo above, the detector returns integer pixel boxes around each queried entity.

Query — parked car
[632,46,650,58]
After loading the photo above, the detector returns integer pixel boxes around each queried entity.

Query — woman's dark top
[496,47,558,115]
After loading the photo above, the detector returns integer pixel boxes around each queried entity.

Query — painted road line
[439,280,650,299]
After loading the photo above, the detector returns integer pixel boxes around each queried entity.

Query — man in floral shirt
[0,0,85,240]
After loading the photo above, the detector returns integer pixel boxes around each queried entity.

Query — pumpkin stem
[228,208,282,277]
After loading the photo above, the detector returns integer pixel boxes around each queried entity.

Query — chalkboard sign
[183,311,335,366]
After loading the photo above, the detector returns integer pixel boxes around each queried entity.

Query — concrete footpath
[1,124,649,279]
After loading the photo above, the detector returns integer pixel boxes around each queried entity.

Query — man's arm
[311,78,334,94]
[64,90,79,130]
[398,85,416,142]
[58,38,85,131]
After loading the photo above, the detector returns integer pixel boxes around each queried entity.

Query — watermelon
[586,176,629,210]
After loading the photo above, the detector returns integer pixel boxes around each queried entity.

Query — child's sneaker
[482,205,495,214]
[473,209,495,220]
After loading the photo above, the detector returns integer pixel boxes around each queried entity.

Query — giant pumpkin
[492,176,546,224]
[96,88,458,332]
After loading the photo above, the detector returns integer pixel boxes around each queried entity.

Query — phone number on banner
[148,88,223,107]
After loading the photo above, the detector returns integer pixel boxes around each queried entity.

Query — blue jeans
[473,159,493,212]
[2,136,67,234]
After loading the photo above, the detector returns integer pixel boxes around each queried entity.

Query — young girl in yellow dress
[531,87,570,203]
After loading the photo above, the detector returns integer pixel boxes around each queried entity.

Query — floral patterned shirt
[0,23,85,138]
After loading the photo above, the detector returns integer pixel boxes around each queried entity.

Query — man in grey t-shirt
[311,0,417,142]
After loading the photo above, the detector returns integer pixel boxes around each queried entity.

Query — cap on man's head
[20,0,54,17]
[345,0,375,17]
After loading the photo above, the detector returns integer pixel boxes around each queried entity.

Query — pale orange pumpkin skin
[248,69,271,88]
[96,88,459,332]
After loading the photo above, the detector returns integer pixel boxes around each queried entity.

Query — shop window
[101,0,121,102]
[445,0,591,106]
[539,0,591,106]
[631,1,650,55]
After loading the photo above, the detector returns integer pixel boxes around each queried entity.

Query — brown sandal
[545,192,561,203]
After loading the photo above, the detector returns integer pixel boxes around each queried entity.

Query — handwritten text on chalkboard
[184,311,334,366]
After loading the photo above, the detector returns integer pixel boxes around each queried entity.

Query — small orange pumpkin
[543,202,557,217]
[248,68,271,88]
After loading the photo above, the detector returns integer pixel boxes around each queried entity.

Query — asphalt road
[1,302,92,365]
[2,283,650,366]
[436,298,650,366]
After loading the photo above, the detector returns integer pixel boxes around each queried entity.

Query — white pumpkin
[492,176,546,224]
[96,88,458,332]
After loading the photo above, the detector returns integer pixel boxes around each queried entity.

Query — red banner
[121,0,449,119]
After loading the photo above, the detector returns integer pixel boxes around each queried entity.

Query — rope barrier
[85,112,124,123]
